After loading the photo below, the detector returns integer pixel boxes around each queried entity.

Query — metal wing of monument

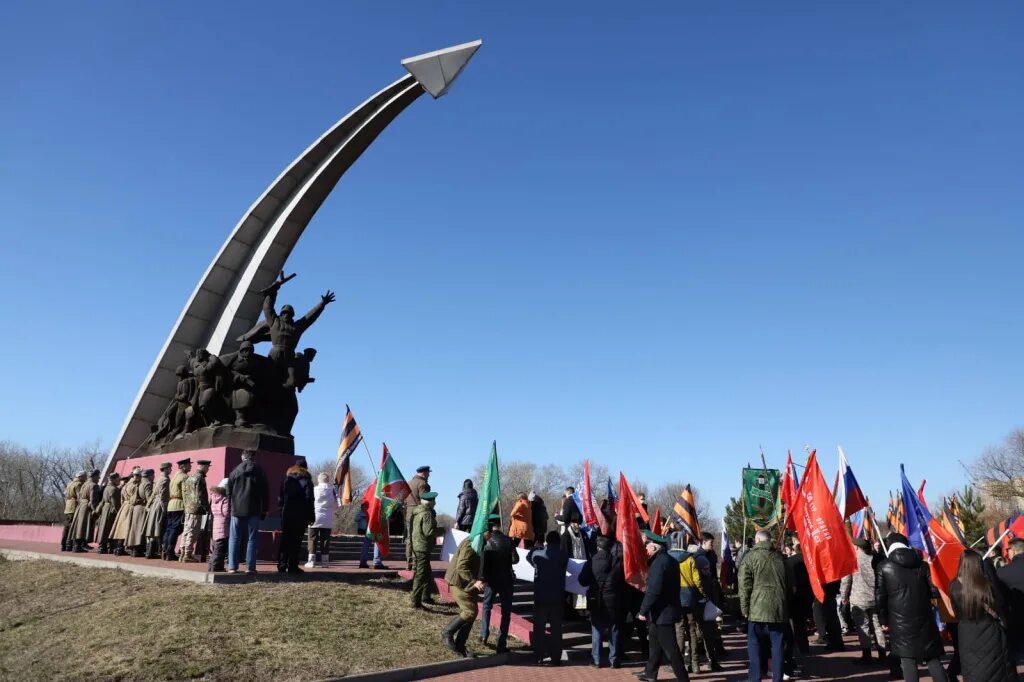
[103,40,482,474]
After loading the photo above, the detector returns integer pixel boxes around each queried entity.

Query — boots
[132,544,144,558]
[113,541,124,556]
[72,540,86,553]
[442,617,464,655]
[876,645,887,663]
[455,621,473,658]
[145,540,160,559]
[98,542,108,554]
[855,648,872,665]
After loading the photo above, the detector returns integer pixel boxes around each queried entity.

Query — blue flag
[606,476,617,506]
[900,464,936,558]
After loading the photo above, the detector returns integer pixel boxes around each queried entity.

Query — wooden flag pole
[361,438,379,477]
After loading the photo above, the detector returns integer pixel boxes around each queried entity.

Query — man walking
[405,465,431,570]
[480,513,517,652]
[637,529,689,682]
[875,533,948,682]
[226,449,270,575]
[578,534,622,668]
[739,530,790,682]
[410,491,439,609]
[841,537,886,663]
[443,530,489,658]
[179,459,210,562]
[142,462,172,559]
[528,530,569,665]
[162,458,191,560]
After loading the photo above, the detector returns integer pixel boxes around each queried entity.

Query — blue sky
[3,2,1023,517]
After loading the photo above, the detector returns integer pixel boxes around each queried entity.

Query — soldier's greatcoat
[94,483,122,545]
[111,479,139,541]
[71,479,97,541]
[64,480,81,515]
[142,474,170,539]
[127,478,153,547]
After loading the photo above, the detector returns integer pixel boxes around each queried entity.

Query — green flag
[742,467,782,529]
[470,441,500,553]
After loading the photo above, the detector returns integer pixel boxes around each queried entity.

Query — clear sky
[3,2,1023,518]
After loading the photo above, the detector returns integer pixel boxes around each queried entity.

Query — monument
[100,41,483,551]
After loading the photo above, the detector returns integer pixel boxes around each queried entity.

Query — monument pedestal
[114,446,299,560]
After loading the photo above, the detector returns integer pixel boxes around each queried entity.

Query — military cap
[176,457,192,466]
[90,469,101,477]
[143,469,155,477]
[643,529,668,545]
[488,513,502,521]
[416,465,431,473]
[75,470,87,477]
[420,491,438,500]
[159,462,172,471]
[196,459,212,466]
[109,472,121,479]
[131,466,143,475]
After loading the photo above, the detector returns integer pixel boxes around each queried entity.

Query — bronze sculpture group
[146,272,333,449]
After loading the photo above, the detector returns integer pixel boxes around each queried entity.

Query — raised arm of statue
[262,288,279,325]
[296,290,335,332]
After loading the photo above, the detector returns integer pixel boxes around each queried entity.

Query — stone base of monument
[113,446,300,559]
[146,425,295,457]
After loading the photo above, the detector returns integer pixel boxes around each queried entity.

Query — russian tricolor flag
[835,446,868,519]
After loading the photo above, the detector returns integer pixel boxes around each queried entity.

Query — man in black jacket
[638,530,690,682]
[785,540,813,656]
[996,537,1024,663]
[555,487,582,531]
[225,449,270,574]
[875,533,948,682]
[480,514,518,653]
[579,535,623,668]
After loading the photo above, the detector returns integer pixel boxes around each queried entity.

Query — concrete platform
[0,539,400,584]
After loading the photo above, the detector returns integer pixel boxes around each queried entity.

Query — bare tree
[307,457,370,534]
[0,439,104,522]
[969,428,1024,514]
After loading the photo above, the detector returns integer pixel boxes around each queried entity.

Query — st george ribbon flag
[790,450,857,602]
[366,444,411,559]
[899,464,962,605]
[835,446,868,519]
[334,405,364,504]
[469,441,500,553]
[616,472,647,591]
[671,485,701,544]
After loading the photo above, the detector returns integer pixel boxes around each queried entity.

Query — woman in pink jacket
[208,478,231,572]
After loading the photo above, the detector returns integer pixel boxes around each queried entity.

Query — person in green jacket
[443,528,491,657]
[410,491,439,608]
[738,531,791,682]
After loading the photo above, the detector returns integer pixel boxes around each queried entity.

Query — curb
[319,652,517,681]
[0,548,214,584]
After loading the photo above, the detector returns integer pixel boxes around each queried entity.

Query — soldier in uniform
[110,467,142,556]
[405,465,431,570]
[443,529,490,657]
[163,458,191,560]
[410,491,439,609]
[70,470,100,552]
[128,469,153,556]
[60,471,86,551]
[142,463,171,559]
[94,472,122,553]
[179,459,211,562]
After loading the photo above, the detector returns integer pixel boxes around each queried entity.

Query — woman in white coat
[306,473,341,568]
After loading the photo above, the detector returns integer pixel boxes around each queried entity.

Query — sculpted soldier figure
[179,459,211,562]
[190,350,232,428]
[222,341,266,428]
[148,364,196,446]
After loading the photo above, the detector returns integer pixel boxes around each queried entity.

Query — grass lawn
[0,557,511,681]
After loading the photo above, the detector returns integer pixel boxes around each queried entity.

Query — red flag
[791,451,858,602]
[781,450,799,530]
[925,514,964,614]
[918,480,928,507]
[581,460,599,527]
[616,472,648,591]
[651,506,663,536]
[1003,516,1024,560]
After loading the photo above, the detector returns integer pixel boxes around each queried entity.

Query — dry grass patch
[0,558,515,681]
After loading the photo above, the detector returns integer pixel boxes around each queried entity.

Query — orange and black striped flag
[886,491,907,536]
[334,405,364,504]
[671,484,701,544]
[941,496,967,546]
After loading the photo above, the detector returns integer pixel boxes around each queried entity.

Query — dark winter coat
[787,552,814,614]
[640,547,682,625]
[278,466,315,525]
[531,497,549,538]
[527,543,568,601]
[455,488,478,529]
[482,530,517,586]
[578,547,624,625]
[555,495,582,525]
[995,554,1024,654]
[874,546,943,659]
[949,577,1017,682]
[226,459,270,518]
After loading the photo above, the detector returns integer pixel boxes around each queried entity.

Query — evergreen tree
[723,496,759,544]
[958,485,987,545]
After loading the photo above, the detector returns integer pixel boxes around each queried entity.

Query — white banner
[440,528,587,595]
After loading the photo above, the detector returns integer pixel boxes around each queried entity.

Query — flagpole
[361,438,378,477]
[982,527,1013,559]
[870,513,891,557]
[969,535,986,549]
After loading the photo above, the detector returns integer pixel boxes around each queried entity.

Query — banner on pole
[742,467,782,529]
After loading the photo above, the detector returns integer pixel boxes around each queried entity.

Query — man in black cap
[180,459,211,562]
[638,529,689,681]
[480,513,518,653]
[143,462,172,559]
[405,465,431,571]
[162,458,191,560]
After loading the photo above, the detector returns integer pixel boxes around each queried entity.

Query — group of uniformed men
[60,457,211,562]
